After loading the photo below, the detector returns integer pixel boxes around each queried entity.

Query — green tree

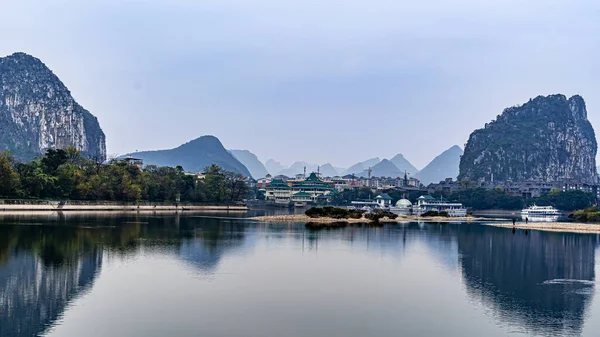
[0,152,20,197]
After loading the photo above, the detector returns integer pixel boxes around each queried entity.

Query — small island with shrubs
[251,206,482,227]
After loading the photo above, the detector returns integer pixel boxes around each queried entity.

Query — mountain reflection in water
[0,213,598,337]
[457,225,597,335]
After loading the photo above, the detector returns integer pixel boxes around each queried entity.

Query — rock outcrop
[0,52,106,161]
[459,94,597,184]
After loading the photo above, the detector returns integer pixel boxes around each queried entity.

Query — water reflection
[457,225,598,336]
[0,214,252,337]
[0,226,103,337]
[0,215,599,337]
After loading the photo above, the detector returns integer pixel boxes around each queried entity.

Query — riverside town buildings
[264,172,335,204]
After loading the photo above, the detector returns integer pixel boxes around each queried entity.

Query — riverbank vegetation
[569,207,600,222]
[304,207,398,223]
[421,210,449,217]
[365,209,398,222]
[0,148,249,203]
[305,206,364,219]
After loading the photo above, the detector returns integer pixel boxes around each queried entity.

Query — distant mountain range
[415,145,463,185]
[343,157,381,176]
[263,154,422,179]
[272,161,340,177]
[125,135,251,176]
[229,150,268,179]
[276,161,318,177]
[257,148,464,181]
[317,163,339,177]
[360,159,404,178]
[265,159,286,175]
[390,154,418,175]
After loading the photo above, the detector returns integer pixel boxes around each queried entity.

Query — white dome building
[391,199,412,215]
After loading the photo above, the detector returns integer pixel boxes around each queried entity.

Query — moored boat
[412,195,467,217]
[521,205,560,222]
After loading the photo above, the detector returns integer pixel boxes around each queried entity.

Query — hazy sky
[1,0,599,168]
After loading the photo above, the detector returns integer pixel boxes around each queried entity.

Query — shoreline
[249,214,498,224]
[482,221,600,234]
[0,201,247,212]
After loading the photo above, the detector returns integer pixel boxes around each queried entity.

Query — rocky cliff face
[0,52,106,161]
[459,94,597,184]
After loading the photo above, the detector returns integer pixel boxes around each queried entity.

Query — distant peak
[181,135,223,148]
[8,52,34,58]
[2,52,44,64]
[448,145,463,152]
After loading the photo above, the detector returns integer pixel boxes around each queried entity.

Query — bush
[305,207,365,219]
[421,210,439,217]
[348,210,364,219]
[421,210,449,217]
[365,209,398,222]
[569,207,600,222]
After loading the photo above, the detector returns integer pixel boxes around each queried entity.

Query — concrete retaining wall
[0,200,247,212]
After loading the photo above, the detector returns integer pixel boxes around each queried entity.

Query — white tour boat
[521,205,560,221]
[412,195,468,217]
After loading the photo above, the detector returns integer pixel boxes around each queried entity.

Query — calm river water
[1,212,600,337]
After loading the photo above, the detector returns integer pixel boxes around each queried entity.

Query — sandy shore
[483,221,600,234]
[249,214,491,224]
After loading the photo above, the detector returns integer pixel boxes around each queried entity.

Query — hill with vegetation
[0,148,249,203]
[459,94,597,184]
[125,136,251,176]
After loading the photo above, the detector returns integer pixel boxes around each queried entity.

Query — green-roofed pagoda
[264,172,334,205]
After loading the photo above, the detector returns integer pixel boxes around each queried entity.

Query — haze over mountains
[229,150,268,179]
[0,49,463,184]
[7,54,589,187]
[390,154,418,175]
[343,158,381,176]
[415,146,463,184]
[261,149,462,183]
[360,159,403,178]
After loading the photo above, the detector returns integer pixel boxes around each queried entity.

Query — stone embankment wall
[0,199,247,212]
